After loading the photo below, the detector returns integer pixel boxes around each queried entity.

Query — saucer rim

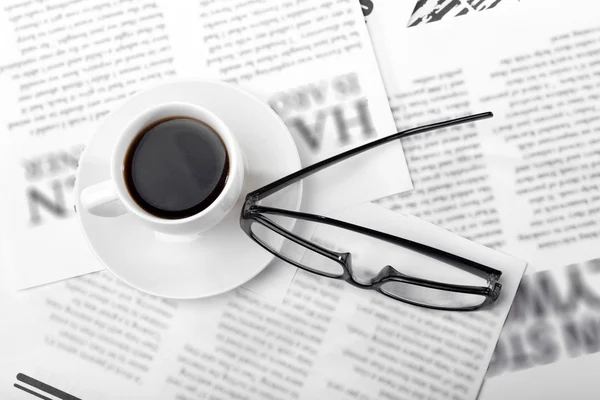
[74,79,303,299]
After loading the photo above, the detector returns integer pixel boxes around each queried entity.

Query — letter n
[27,180,67,226]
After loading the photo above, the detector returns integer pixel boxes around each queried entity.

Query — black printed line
[409,16,424,27]
[16,374,81,400]
[472,0,486,9]
[488,0,504,9]
[457,6,470,16]
[13,384,53,400]
[413,0,428,13]
[427,0,463,23]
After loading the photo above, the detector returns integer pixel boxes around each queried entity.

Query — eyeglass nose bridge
[340,252,383,288]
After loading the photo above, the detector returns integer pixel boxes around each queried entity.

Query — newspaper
[368,0,600,276]
[481,262,600,399]
[365,0,600,397]
[0,202,526,400]
[488,258,600,378]
[0,0,412,291]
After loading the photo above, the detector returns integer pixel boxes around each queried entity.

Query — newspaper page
[366,0,600,396]
[481,263,600,398]
[487,258,600,377]
[0,0,412,291]
[368,0,600,276]
[0,203,526,400]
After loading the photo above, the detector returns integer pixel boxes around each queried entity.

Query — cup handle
[79,180,127,217]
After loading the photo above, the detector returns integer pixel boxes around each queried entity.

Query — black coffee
[124,117,229,219]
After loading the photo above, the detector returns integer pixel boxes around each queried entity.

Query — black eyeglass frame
[240,112,502,311]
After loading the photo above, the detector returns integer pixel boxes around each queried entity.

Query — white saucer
[74,79,302,299]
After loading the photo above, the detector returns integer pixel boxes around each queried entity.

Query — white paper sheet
[365,0,600,396]
[482,350,600,400]
[368,0,600,276]
[0,203,526,400]
[0,0,413,292]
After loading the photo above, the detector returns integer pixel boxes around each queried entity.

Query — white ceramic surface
[79,102,246,238]
[74,79,302,299]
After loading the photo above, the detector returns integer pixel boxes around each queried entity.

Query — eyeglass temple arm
[249,112,494,201]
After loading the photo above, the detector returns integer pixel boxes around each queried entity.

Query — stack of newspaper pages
[0,0,596,398]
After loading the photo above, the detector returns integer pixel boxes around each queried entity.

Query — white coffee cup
[79,102,244,240]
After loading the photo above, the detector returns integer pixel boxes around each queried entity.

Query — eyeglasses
[240,112,502,311]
